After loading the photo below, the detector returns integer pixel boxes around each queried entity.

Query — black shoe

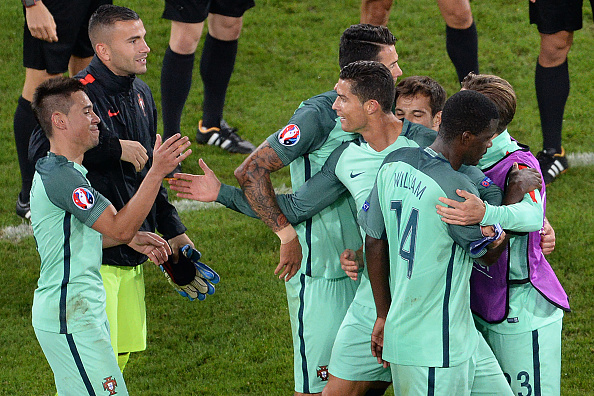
[16,195,31,221]
[537,147,569,185]
[165,163,182,180]
[195,120,256,154]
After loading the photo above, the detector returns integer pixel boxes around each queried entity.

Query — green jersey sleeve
[266,91,340,165]
[40,158,110,227]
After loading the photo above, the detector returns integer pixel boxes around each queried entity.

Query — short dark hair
[88,4,140,45]
[461,73,516,134]
[31,77,86,138]
[339,24,396,69]
[439,90,499,141]
[395,76,447,117]
[339,61,395,113]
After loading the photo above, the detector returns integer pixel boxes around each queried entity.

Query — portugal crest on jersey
[72,187,95,210]
[102,376,118,395]
[316,365,329,381]
[278,124,300,146]
[137,93,146,116]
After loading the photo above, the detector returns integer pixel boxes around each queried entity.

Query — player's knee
[208,14,243,40]
[539,32,573,66]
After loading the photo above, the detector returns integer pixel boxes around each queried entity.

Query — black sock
[161,46,195,139]
[14,96,37,203]
[446,21,479,83]
[536,59,569,152]
[200,34,238,128]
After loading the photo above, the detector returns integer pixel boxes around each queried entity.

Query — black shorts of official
[22,0,112,74]
[529,0,586,34]
[162,0,255,24]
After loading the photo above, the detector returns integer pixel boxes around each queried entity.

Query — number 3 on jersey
[391,200,419,279]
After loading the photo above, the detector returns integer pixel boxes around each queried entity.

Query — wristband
[275,225,297,245]
[22,0,37,7]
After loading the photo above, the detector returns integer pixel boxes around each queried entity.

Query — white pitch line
[0,185,294,243]
[567,152,594,167]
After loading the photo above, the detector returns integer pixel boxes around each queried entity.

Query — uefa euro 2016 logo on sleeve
[72,187,95,210]
[278,124,300,146]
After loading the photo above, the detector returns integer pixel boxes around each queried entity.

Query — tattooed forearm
[234,142,290,232]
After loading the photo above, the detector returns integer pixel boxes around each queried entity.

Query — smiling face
[65,91,101,151]
[102,19,150,76]
[332,79,368,133]
[395,94,441,131]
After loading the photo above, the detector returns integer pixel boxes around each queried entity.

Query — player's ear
[365,99,380,114]
[51,112,68,130]
[461,131,474,146]
[95,43,110,63]
[432,111,442,131]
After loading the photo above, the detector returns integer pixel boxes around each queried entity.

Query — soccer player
[361,90,513,395]
[360,0,479,83]
[30,4,197,376]
[30,76,189,396]
[14,0,111,220]
[170,65,541,395]
[170,24,401,395]
[394,76,446,132]
[438,73,570,395]
[161,0,256,158]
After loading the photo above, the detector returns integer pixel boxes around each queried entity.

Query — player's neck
[364,114,402,152]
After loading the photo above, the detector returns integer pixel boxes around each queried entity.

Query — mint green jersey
[31,153,111,334]
[360,147,489,367]
[267,91,362,278]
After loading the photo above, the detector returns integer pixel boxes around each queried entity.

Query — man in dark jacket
[30,4,195,376]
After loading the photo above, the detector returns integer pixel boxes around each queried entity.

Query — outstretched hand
[436,189,485,225]
[152,134,192,179]
[128,231,172,265]
[168,159,221,202]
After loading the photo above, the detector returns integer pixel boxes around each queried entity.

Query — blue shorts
[162,0,255,24]
[34,321,128,396]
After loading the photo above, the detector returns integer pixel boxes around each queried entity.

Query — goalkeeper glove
[160,245,220,301]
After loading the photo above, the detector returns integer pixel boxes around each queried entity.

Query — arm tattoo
[236,142,290,233]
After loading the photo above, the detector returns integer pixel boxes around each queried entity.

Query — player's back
[362,146,485,368]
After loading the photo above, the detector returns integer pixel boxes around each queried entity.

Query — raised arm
[92,134,191,243]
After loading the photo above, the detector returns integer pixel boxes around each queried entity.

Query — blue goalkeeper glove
[160,245,220,301]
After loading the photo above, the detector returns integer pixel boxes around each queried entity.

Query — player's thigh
[436,0,473,29]
[34,322,127,396]
[329,303,391,384]
[529,0,583,34]
[286,274,357,393]
[481,319,562,396]
[209,0,255,18]
[391,363,473,396]
[470,333,513,395]
[115,265,147,353]
[100,264,122,354]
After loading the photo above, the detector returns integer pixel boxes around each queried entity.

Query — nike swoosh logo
[350,171,364,178]
[108,110,120,117]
